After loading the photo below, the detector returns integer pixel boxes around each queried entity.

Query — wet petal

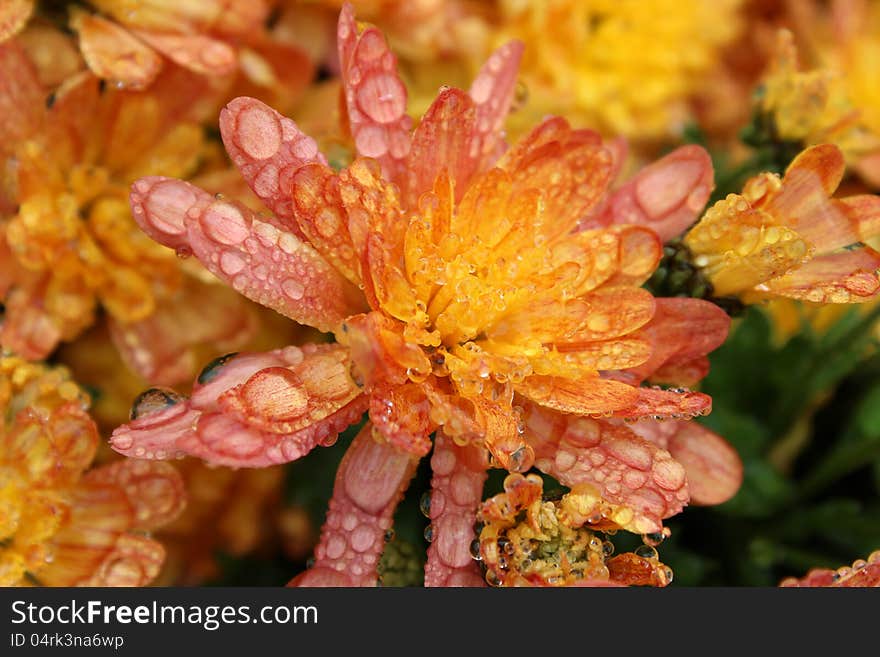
[129,176,365,331]
[611,386,712,421]
[0,0,32,42]
[70,11,162,90]
[0,39,45,148]
[337,3,412,183]
[517,375,639,415]
[524,404,688,534]
[369,383,433,457]
[586,145,713,241]
[665,422,742,506]
[289,424,419,587]
[219,96,327,236]
[780,551,880,587]
[758,247,880,303]
[424,433,488,587]
[132,29,236,77]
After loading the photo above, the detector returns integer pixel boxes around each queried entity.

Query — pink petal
[467,40,524,171]
[424,433,488,587]
[524,403,689,534]
[129,176,365,331]
[586,145,713,241]
[337,3,412,184]
[665,421,743,506]
[132,30,237,76]
[289,423,419,587]
[219,96,327,236]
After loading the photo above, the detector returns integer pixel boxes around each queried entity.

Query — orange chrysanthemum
[110,4,740,587]
[685,144,880,303]
[0,355,185,586]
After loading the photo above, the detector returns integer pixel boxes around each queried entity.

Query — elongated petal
[468,41,524,169]
[337,3,412,183]
[627,298,730,386]
[289,424,419,587]
[758,246,880,303]
[780,552,880,587]
[524,404,689,534]
[70,11,162,90]
[129,176,365,331]
[837,195,880,242]
[220,96,326,237]
[516,375,639,415]
[586,145,713,241]
[424,433,488,587]
[79,534,165,586]
[369,383,433,456]
[629,420,742,506]
[610,386,712,421]
[0,40,44,149]
[111,346,368,467]
[405,88,478,205]
[133,29,236,76]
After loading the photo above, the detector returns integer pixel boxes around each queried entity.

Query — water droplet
[130,387,186,420]
[419,492,431,518]
[383,529,395,543]
[423,524,434,542]
[282,278,305,300]
[634,545,658,560]
[175,246,192,259]
[469,539,482,561]
[602,540,615,557]
[197,352,238,385]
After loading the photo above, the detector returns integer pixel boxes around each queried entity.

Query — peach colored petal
[80,534,165,587]
[337,3,412,183]
[424,433,488,587]
[780,551,880,587]
[70,11,163,90]
[219,96,327,237]
[129,176,365,331]
[369,383,433,456]
[759,247,880,303]
[517,373,639,416]
[289,424,419,587]
[108,280,258,385]
[665,422,743,506]
[0,285,66,360]
[611,386,712,421]
[0,0,32,42]
[524,403,688,534]
[84,459,186,531]
[405,87,478,206]
[236,40,314,108]
[586,145,714,241]
[133,29,236,77]
[626,298,731,387]
[468,40,524,171]
[604,226,664,287]
[0,40,44,149]
[836,194,880,242]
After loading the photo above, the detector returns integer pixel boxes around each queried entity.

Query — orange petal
[780,552,880,587]
[289,424,419,587]
[337,4,412,183]
[586,145,713,241]
[70,11,162,90]
[524,404,689,534]
[499,117,613,242]
[405,87,478,206]
[603,226,663,287]
[83,459,186,531]
[0,39,44,148]
[80,533,166,586]
[0,0,32,42]
[627,298,731,386]
[759,246,880,303]
[132,29,236,76]
[516,374,639,415]
[665,421,742,506]
[219,96,327,238]
[468,40,524,171]
[836,194,880,242]
[236,40,314,110]
[369,383,433,456]
[611,386,712,421]
[425,432,488,587]
[129,176,365,331]
[108,280,258,385]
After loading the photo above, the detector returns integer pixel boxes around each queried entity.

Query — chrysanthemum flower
[0,39,260,382]
[1,1,313,101]
[684,143,880,303]
[0,355,185,586]
[779,549,880,587]
[111,4,740,587]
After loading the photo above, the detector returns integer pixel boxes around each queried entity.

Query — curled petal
[289,424,419,587]
[757,247,880,303]
[70,11,163,90]
[83,459,186,531]
[132,30,236,77]
[80,534,165,587]
[424,433,488,587]
[219,96,327,235]
[129,176,365,331]
[0,285,65,360]
[587,145,714,241]
[337,3,412,183]
[524,404,689,534]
